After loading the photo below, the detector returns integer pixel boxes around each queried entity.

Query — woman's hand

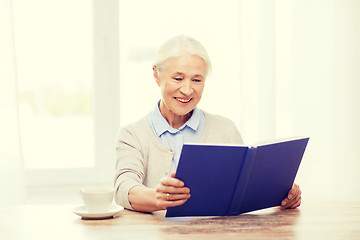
[128,172,190,212]
[155,172,191,210]
[281,183,302,209]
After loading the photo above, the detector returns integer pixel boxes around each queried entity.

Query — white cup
[80,188,114,213]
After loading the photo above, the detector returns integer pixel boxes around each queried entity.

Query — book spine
[227,147,257,216]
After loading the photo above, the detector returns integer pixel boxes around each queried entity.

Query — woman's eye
[193,79,202,83]
[174,77,183,81]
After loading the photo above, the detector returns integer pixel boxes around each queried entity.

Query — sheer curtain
[240,0,360,201]
[288,0,360,201]
[0,0,24,204]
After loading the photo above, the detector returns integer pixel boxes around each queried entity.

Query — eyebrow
[193,74,204,78]
[172,72,185,76]
[171,72,204,79]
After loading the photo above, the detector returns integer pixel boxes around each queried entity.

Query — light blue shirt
[148,102,206,174]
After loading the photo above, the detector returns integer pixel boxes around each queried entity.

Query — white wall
[332,0,360,200]
[0,0,24,204]
[275,0,360,201]
[118,0,242,128]
[238,0,360,201]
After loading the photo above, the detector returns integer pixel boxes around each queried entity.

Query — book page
[184,142,248,147]
[251,136,308,148]
[184,136,308,148]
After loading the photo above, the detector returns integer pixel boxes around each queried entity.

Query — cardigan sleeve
[114,124,146,210]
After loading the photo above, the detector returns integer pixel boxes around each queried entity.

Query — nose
[180,80,194,96]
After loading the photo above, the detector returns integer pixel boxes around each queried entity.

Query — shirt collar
[149,101,202,136]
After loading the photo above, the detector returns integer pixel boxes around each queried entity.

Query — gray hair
[153,35,212,77]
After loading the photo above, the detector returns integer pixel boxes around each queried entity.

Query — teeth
[176,98,191,103]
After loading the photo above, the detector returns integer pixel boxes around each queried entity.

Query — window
[13,0,119,187]
[14,0,94,169]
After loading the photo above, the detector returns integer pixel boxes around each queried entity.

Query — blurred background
[1,0,359,205]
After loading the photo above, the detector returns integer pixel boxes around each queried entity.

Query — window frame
[24,0,119,187]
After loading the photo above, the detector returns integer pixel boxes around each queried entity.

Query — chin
[173,107,194,116]
[168,99,199,116]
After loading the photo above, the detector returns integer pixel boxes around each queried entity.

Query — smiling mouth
[175,97,191,103]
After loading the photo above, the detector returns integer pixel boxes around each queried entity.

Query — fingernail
[288,194,293,199]
[282,201,286,206]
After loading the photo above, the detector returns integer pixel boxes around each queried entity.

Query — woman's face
[154,54,206,120]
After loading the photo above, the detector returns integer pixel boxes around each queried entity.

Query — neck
[159,101,192,129]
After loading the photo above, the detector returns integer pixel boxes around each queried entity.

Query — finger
[156,191,190,202]
[281,192,300,208]
[156,196,190,210]
[282,189,302,209]
[168,198,189,207]
[283,184,300,205]
[287,184,300,200]
[161,198,189,209]
[283,196,302,209]
[163,192,191,201]
[289,198,302,208]
[156,185,190,195]
[160,176,185,188]
[170,171,176,178]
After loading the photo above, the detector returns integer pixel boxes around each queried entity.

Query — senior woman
[114,35,302,213]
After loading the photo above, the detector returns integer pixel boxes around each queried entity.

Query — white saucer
[73,205,124,219]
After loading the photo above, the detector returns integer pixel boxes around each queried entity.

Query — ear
[153,66,161,86]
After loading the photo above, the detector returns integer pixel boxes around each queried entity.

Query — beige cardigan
[114,112,243,210]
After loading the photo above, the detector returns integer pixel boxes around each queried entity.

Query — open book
[165,137,309,217]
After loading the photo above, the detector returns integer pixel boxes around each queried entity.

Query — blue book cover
[165,137,309,217]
